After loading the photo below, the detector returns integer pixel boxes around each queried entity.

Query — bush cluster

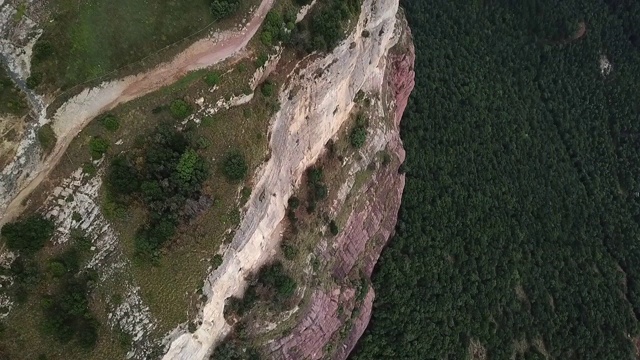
[42,273,99,349]
[306,167,328,212]
[349,114,368,149]
[106,126,208,261]
[210,0,240,21]
[224,262,297,319]
[260,10,296,47]
[260,80,276,97]
[1,215,54,255]
[37,124,57,154]
[288,0,362,53]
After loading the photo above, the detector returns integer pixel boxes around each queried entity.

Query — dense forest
[353,0,640,359]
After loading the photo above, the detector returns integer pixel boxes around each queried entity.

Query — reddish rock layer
[269,19,415,360]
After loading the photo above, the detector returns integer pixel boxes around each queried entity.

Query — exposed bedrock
[268,11,415,360]
[162,0,410,358]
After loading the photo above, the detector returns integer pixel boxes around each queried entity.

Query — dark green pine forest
[353,0,640,359]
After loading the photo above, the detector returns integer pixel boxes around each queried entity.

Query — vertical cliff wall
[267,14,414,359]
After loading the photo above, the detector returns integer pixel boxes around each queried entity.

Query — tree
[1,215,54,254]
[222,151,248,181]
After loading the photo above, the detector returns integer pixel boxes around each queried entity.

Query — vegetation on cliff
[354,0,640,359]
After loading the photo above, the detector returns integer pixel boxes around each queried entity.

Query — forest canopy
[353,0,640,359]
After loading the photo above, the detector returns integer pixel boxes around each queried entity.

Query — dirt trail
[0,0,274,225]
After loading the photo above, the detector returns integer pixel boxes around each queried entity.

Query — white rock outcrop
[161,0,401,358]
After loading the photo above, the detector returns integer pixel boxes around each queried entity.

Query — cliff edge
[267,12,415,360]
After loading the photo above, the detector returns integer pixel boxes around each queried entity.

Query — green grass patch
[30,0,248,90]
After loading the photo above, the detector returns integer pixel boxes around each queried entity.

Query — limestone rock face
[162,0,409,358]
[268,12,416,360]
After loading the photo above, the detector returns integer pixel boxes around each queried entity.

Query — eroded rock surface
[162,0,407,358]
[268,13,415,360]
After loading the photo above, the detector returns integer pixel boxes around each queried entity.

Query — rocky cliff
[267,15,415,360]
[162,0,414,358]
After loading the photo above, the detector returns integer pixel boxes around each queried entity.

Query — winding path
[0,0,274,225]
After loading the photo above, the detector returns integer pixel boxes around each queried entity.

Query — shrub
[349,126,367,148]
[314,184,328,200]
[258,262,297,300]
[212,254,224,269]
[42,275,99,348]
[188,322,197,333]
[89,136,109,159]
[134,220,177,261]
[282,243,298,260]
[222,151,248,181]
[100,114,120,131]
[1,215,54,254]
[241,187,252,203]
[329,220,339,235]
[225,287,257,318]
[9,256,40,302]
[71,211,82,222]
[288,196,300,210]
[308,168,323,184]
[70,229,92,252]
[26,72,42,89]
[106,155,139,196]
[197,136,211,149]
[106,126,209,262]
[261,10,286,46]
[261,80,276,97]
[203,71,221,86]
[37,124,57,154]
[54,247,80,275]
[48,261,66,278]
[210,340,260,360]
[169,99,193,119]
[381,151,391,166]
[255,52,269,68]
